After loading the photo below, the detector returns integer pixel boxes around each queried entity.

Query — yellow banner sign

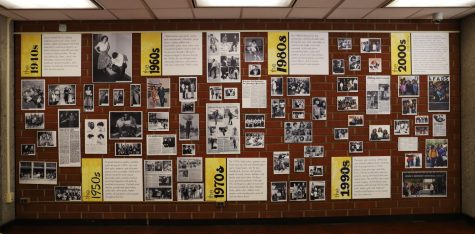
[391,32,411,75]
[21,33,42,77]
[82,158,103,202]
[268,32,289,75]
[331,157,352,200]
[205,158,226,202]
[141,32,162,76]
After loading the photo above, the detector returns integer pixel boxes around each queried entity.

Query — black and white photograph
[21,79,45,110]
[337,77,358,92]
[245,132,265,148]
[145,187,172,202]
[415,126,430,136]
[206,103,241,154]
[292,111,305,119]
[54,186,81,202]
[98,89,109,106]
[290,181,307,201]
[415,115,429,124]
[273,151,290,175]
[405,153,422,169]
[148,112,169,132]
[92,33,132,83]
[366,75,391,115]
[349,141,363,153]
[394,119,410,135]
[58,109,80,128]
[287,77,310,96]
[294,158,305,173]
[271,77,283,96]
[245,114,265,129]
[245,37,264,62]
[25,112,45,129]
[182,144,195,156]
[179,114,199,141]
[271,98,286,118]
[360,38,381,53]
[248,64,261,77]
[181,102,195,113]
[130,84,141,107]
[207,32,241,83]
[115,142,142,156]
[147,134,177,156]
[292,99,305,110]
[224,87,238,100]
[177,157,203,182]
[398,76,420,97]
[109,111,143,140]
[48,84,76,106]
[309,181,325,201]
[348,55,361,71]
[112,89,124,106]
[334,128,349,140]
[179,77,197,102]
[337,96,358,111]
[304,146,324,158]
[348,114,364,127]
[19,161,57,185]
[21,144,35,156]
[369,125,390,141]
[147,78,170,109]
[177,183,204,202]
[312,97,327,120]
[284,121,312,143]
[433,114,447,136]
[369,58,382,72]
[309,165,324,177]
[83,84,94,112]
[428,75,450,112]
[271,181,287,202]
[402,98,418,115]
[337,38,352,50]
[37,131,57,147]
[402,172,447,198]
[144,160,173,202]
[332,59,345,75]
[209,86,223,101]
[84,119,107,154]
[425,139,448,168]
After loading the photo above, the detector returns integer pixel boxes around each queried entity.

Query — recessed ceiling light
[194,0,294,7]
[386,0,475,7]
[0,0,100,9]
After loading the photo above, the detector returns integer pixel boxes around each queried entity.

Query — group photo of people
[37,131,56,147]
[304,146,324,158]
[290,181,307,201]
[48,84,76,106]
[25,113,44,129]
[179,77,197,102]
[284,121,312,143]
[148,112,169,131]
[92,33,132,83]
[402,98,418,115]
[405,153,422,169]
[115,143,142,156]
[245,132,264,148]
[147,78,170,109]
[337,77,358,92]
[360,38,381,53]
[244,114,265,128]
[273,152,290,174]
[271,182,287,202]
[403,172,447,198]
[109,111,142,140]
[398,76,420,97]
[337,96,358,111]
[348,115,363,126]
[425,139,448,168]
[55,186,81,201]
[287,77,310,96]
[21,80,45,110]
[309,181,325,201]
[369,125,390,141]
[177,183,204,201]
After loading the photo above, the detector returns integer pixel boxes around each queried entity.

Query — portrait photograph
[348,55,361,71]
[147,78,170,109]
[182,144,195,156]
[83,84,94,112]
[271,182,287,202]
[332,59,345,75]
[98,89,110,106]
[271,77,283,96]
[244,37,264,62]
[109,111,143,140]
[248,64,261,78]
[312,97,327,120]
[337,38,352,50]
[130,84,141,107]
[112,89,124,106]
[179,77,197,102]
[179,114,199,141]
[21,79,45,110]
[92,33,132,83]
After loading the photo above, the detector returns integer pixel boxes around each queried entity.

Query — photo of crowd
[55,186,81,201]
[403,172,447,198]
[115,143,142,156]
[245,114,265,128]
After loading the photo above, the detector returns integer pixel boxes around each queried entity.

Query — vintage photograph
[177,157,203,182]
[181,102,195,113]
[332,59,345,75]
[273,151,290,175]
[248,64,261,77]
[245,132,265,148]
[25,113,44,129]
[366,76,391,115]
[360,38,381,53]
[112,89,124,106]
[309,181,325,201]
[369,125,390,141]
[337,38,352,50]
[369,58,382,72]
[290,181,307,201]
[37,131,57,147]
[147,134,177,156]
[309,165,324,177]
[109,111,143,140]
[394,119,410,135]
[21,79,45,110]
[130,84,141,107]
[284,121,312,143]
[337,77,358,92]
[207,32,241,83]
[148,112,169,132]
[115,142,142,156]
[304,146,324,158]
[92,33,132,83]
[21,144,35,156]
[334,128,349,140]
[433,114,447,137]
[398,76,420,97]
[54,186,81,202]
[348,55,361,71]
[337,96,358,111]
[415,126,430,136]
[83,84,94,112]
[177,183,204,202]
[206,103,241,154]
[292,99,305,110]
[271,99,286,118]
[144,160,173,202]
[312,97,327,120]
[245,114,265,129]
[349,141,363,153]
[402,98,418,115]
[182,144,195,156]
[348,114,364,127]
[98,89,109,106]
[85,119,107,154]
[425,139,448,168]
[287,77,310,96]
[294,158,305,173]
[415,115,429,124]
[209,86,223,101]
[179,114,199,141]
[58,109,80,128]
[271,77,283,96]
[179,77,197,102]
[245,37,264,62]
[147,78,170,109]
[271,181,287,202]
[19,161,57,185]
[402,172,447,198]
[48,84,76,106]
[292,111,305,119]
[224,87,238,100]
[145,187,172,202]
[428,75,450,112]
[405,153,423,169]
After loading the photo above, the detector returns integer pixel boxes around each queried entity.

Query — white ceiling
[0,0,474,21]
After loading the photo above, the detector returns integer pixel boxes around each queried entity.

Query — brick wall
[14,19,461,220]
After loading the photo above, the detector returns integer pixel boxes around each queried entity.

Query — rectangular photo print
[115,142,142,156]
[428,75,450,112]
[182,144,195,156]
[348,115,364,127]
[147,78,170,109]
[130,84,141,107]
[109,111,143,140]
[369,125,390,141]
[223,87,238,100]
[398,76,420,97]
[405,153,423,169]
[112,89,124,106]
[337,38,352,50]
[181,102,195,113]
[304,146,324,158]
[21,144,35,156]
[360,38,381,53]
[179,114,199,141]
[402,98,418,115]
[209,86,223,101]
[179,77,197,102]
[337,77,358,92]
[245,132,265,148]
[244,114,265,129]
[332,59,345,75]
[271,99,286,119]
[177,157,203,182]
[206,103,240,154]
[98,89,110,106]
[37,131,57,147]
[248,64,261,77]
[337,96,358,111]
[55,186,81,202]
[284,121,312,143]
[25,113,45,129]
[271,181,287,202]
[425,139,448,168]
[148,112,169,132]
[349,141,363,153]
[244,37,264,62]
[334,128,349,140]
[309,181,325,201]
[92,33,132,83]
[415,126,430,136]
[348,55,361,71]
[21,79,45,110]
[415,115,429,124]
[294,158,305,173]
[273,151,290,175]
[369,58,382,72]
[83,84,94,112]
[309,165,324,177]
[289,181,307,201]
[287,77,310,96]
[292,99,305,110]
[271,77,284,96]
[312,97,327,120]
[402,171,447,198]
[177,183,204,202]
[394,119,410,135]
[292,111,305,119]
[48,84,76,106]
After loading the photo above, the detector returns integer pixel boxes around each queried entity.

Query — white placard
[398,137,419,151]
[42,34,82,77]
[103,158,143,202]
[289,31,329,75]
[411,32,450,75]
[242,80,267,108]
[352,156,391,199]
[162,32,202,75]
[227,158,267,201]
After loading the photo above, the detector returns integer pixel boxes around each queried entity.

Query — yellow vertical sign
[268,32,289,75]
[205,158,226,202]
[331,157,352,200]
[141,32,162,76]
[391,32,412,75]
[82,158,103,202]
[21,33,42,77]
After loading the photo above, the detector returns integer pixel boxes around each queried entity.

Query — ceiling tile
[0,9,26,20]
[454,8,475,19]
[327,8,373,19]
[364,8,421,19]
[193,8,241,19]
[96,0,146,9]
[145,0,191,9]
[339,0,387,8]
[294,0,341,8]
[152,8,194,19]
[12,10,71,20]
[409,8,471,19]
[64,10,117,20]
[242,8,291,19]
[110,9,154,19]
[287,8,331,19]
